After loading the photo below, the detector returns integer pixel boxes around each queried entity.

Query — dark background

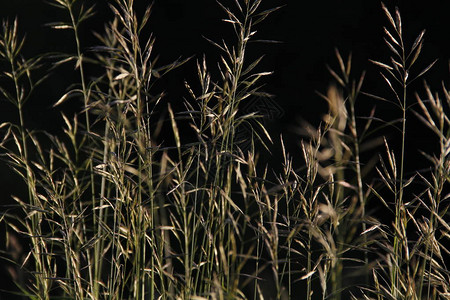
[1,0,449,157]
[1,0,449,298]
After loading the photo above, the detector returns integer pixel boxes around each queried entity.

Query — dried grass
[0,1,449,299]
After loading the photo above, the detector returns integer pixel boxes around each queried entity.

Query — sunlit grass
[1,1,449,299]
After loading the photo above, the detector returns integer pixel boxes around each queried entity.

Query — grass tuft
[1,1,449,299]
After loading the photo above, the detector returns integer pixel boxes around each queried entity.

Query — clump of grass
[0,17,53,299]
[1,1,449,300]
[360,3,449,300]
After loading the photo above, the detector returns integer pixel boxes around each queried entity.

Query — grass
[1,0,449,299]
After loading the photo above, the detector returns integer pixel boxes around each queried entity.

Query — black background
[1,0,449,157]
[1,0,449,298]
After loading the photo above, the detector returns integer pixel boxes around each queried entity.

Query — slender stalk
[6,25,50,298]
[63,2,100,297]
[348,80,369,285]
